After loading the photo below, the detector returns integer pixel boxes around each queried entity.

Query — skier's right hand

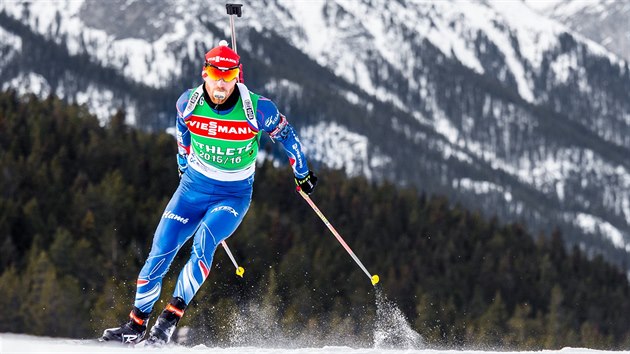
[177,153,188,178]
[295,171,317,195]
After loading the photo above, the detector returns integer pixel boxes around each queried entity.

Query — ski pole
[296,187,380,286]
[218,3,245,279]
[226,4,243,53]
[221,241,245,277]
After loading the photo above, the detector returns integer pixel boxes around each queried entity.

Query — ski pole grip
[226,4,243,17]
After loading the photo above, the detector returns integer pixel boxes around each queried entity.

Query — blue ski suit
[133,83,310,313]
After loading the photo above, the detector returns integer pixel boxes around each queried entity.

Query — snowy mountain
[1,0,629,270]
[543,0,630,63]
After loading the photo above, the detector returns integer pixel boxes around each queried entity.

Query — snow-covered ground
[0,333,624,354]
[0,291,625,354]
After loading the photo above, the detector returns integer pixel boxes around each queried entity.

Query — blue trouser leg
[134,179,204,313]
[133,168,252,313]
[173,191,251,303]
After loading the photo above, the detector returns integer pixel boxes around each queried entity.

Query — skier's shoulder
[237,84,276,107]
[258,97,281,130]
[176,88,194,115]
[236,84,280,129]
[250,92,278,120]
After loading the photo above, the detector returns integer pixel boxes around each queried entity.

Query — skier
[101,40,317,345]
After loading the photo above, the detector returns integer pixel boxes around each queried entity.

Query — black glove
[295,171,318,195]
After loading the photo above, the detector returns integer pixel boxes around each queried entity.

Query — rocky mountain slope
[1,0,629,271]
[543,0,630,62]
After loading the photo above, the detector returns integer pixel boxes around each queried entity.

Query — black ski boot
[145,297,186,346]
[100,307,150,344]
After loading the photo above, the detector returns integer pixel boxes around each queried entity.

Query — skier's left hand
[295,171,317,195]
[177,153,188,178]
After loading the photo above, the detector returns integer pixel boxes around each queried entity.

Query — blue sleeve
[176,90,191,155]
[256,96,310,178]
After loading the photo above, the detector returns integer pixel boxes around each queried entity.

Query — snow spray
[373,287,424,349]
[229,302,284,347]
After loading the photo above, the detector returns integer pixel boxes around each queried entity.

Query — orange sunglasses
[204,64,240,82]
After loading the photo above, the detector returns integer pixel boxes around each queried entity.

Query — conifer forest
[1,91,629,349]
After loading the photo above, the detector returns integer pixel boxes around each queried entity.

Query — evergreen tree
[0,91,629,348]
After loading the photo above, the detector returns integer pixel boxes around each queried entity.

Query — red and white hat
[204,40,240,69]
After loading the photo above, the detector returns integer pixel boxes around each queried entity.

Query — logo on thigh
[162,210,190,224]
[211,205,239,217]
